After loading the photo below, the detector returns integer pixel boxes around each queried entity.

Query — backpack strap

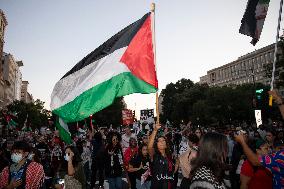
[8,160,32,189]
[22,160,32,188]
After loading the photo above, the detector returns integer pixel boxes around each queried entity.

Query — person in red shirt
[124,137,138,189]
[0,141,45,189]
[240,139,272,189]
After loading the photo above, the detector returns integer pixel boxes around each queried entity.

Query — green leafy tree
[160,80,281,127]
[2,99,51,130]
[92,97,126,128]
[264,37,284,88]
[160,78,194,124]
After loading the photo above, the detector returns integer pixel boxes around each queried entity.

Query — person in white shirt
[122,126,137,153]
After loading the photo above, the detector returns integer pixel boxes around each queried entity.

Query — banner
[140,109,154,124]
[255,110,262,128]
[122,109,134,125]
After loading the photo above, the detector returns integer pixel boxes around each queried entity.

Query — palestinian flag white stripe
[50,47,129,110]
[56,118,71,144]
[59,118,71,135]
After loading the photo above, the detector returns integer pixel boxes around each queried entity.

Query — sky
[0,0,283,118]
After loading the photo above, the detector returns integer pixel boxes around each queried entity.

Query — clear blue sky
[0,0,282,116]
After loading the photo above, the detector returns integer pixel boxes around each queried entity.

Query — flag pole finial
[150,3,155,12]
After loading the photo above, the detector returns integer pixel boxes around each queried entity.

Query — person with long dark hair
[148,124,175,189]
[128,144,151,189]
[190,132,228,189]
[64,146,86,189]
[104,132,124,189]
[91,131,105,189]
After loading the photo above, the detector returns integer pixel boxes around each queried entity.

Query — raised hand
[154,124,161,131]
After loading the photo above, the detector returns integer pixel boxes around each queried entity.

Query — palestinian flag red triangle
[120,14,158,88]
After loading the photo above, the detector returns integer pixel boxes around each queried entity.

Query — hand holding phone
[58,179,64,185]
[9,179,22,188]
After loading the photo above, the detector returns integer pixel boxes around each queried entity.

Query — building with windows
[199,44,275,87]
[0,10,8,108]
[21,81,33,103]
[2,53,23,106]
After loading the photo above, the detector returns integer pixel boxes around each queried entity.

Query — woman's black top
[151,153,174,189]
[104,145,124,178]
[129,154,151,181]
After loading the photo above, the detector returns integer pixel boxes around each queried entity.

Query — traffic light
[254,88,268,109]
[255,89,264,100]
[132,110,135,118]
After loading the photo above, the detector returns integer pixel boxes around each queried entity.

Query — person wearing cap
[240,139,272,189]
[0,141,45,189]
[235,133,284,189]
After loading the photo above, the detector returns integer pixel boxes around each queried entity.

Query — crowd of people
[0,90,284,189]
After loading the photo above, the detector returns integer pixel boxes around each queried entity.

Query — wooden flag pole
[269,0,283,106]
[151,3,160,125]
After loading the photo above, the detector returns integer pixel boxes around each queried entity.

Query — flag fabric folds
[55,117,72,144]
[50,12,158,123]
[3,112,18,129]
[239,0,270,45]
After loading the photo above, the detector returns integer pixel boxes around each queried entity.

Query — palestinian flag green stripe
[52,72,156,123]
[56,118,72,144]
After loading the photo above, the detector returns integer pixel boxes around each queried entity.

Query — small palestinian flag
[239,0,270,45]
[56,117,72,144]
[50,12,158,123]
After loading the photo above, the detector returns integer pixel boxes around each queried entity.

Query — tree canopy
[160,79,281,127]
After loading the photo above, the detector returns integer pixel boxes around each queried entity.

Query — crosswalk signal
[255,88,267,109]
[256,89,264,100]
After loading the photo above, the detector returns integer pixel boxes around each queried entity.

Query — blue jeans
[136,179,151,189]
[107,177,122,189]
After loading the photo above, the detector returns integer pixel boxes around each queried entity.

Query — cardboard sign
[122,109,134,125]
[255,110,262,128]
[140,109,154,124]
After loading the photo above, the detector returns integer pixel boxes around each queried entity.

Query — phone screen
[58,179,64,185]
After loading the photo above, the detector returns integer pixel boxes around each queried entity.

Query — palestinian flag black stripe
[62,12,151,79]
[239,0,270,45]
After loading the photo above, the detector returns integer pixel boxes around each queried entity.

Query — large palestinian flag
[50,12,158,123]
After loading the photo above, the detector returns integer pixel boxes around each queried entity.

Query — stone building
[0,10,8,108]
[200,44,275,87]
[2,53,23,106]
